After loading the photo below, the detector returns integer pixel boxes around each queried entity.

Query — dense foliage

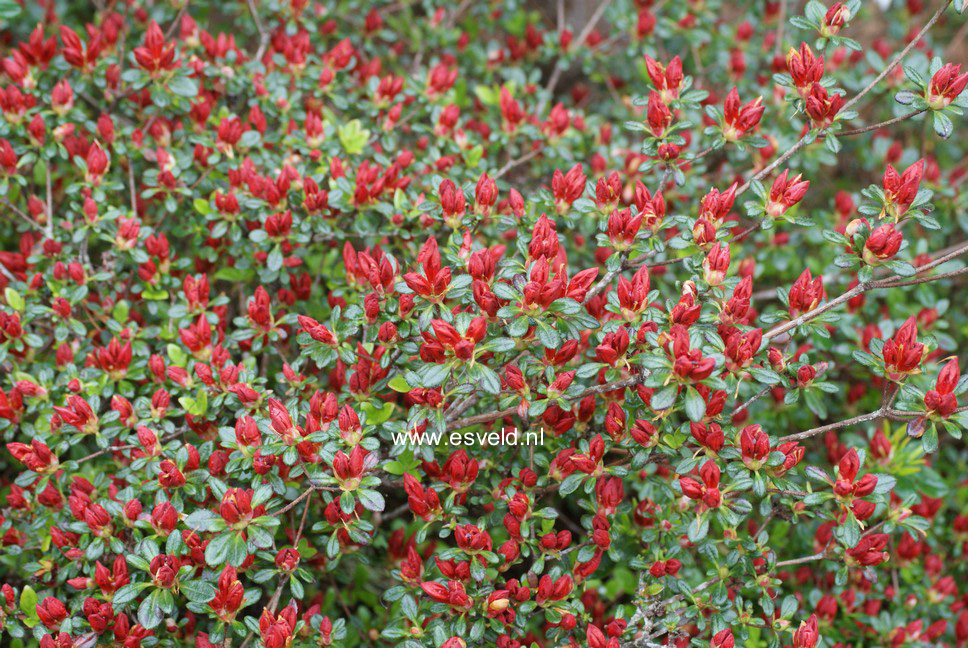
[2,0,968,646]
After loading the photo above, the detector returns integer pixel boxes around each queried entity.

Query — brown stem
[825,108,927,138]
[270,486,315,517]
[764,241,968,342]
[44,161,54,238]
[164,3,190,40]
[775,552,826,568]
[773,0,787,58]
[777,405,930,443]
[246,0,270,61]
[733,385,771,416]
[733,0,953,201]
[1,198,44,232]
[448,368,648,431]
[128,154,138,217]
[583,251,629,304]
[842,0,953,114]
[493,147,542,180]
[537,0,613,113]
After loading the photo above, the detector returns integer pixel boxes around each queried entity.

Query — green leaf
[388,374,412,392]
[840,514,861,548]
[180,580,216,603]
[476,365,501,395]
[872,474,896,495]
[683,387,706,422]
[251,484,274,507]
[338,119,370,155]
[358,489,385,512]
[650,384,678,410]
[922,423,939,454]
[534,321,561,349]
[138,590,164,628]
[327,531,340,559]
[168,75,199,98]
[804,388,827,418]
[687,515,709,542]
[418,363,450,388]
[19,584,37,617]
[802,492,829,506]
[191,389,208,416]
[239,131,261,148]
[204,532,233,567]
[383,461,404,475]
[559,473,584,496]
[167,343,188,367]
[214,266,250,282]
[185,510,224,533]
[227,533,249,567]
[361,400,395,424]
[138,538,161,561]
[111,583,147,607]
[464,144,483,168]
[340,490,355,514]
[0,0,22,19]
[750,367,782,385]
[401,593,419,620]
[889,261,917,277]
[193,198,211,215]
[248,525,274,549]
[474,84,497,104]
[112,299,130,322]
[267,245,284,273]
[4,287,24,312]
[824,133,841,153]
[932,111,953,139]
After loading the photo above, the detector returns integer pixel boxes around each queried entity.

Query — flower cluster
[1,1,968,648]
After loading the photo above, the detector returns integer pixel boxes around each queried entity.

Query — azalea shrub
[3,0,968,646]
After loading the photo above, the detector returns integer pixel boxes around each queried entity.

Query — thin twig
[733,385,771,416]
[44,161,54,238]
[773,0,787,58]
[246,0,270,61]
[824,108,927,138]
[763,282,866,341]
[764,241,968,341]
[775,552,825,568]
[448,368,648,431]
[733,0,953,201]
[842,0,952,115]
[164,3,190,40]
[750,238,968,302]
[128,155,138,217]
[877,265,968,288]
[778,409,887,443]
[270,486,315,517]
[493,148,542,180]
[444,0,474,29]
[538,0,613,112]
[583,251,629,304]
[1,198,44,232]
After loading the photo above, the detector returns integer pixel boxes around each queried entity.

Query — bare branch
[764,241,968,341]
[246,0,270,61]
[537,0,613,112]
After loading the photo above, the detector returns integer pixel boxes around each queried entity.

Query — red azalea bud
[275,548,300,571]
